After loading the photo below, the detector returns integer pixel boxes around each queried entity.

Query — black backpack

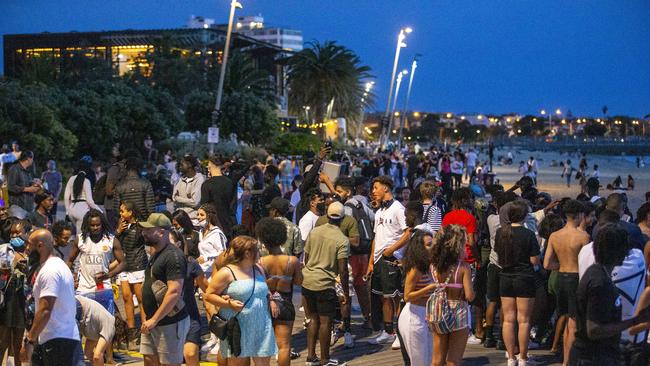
[345,199,374,255]
[93,174,108,205]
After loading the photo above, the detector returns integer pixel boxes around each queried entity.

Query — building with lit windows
[233,15,303,51]
[3,27,292,115]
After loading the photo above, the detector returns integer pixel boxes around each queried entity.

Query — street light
[357,81,375,142]
[210,0,243,154]
[380,26,413,148]
[398,56,419,150]
[389,69,408,141]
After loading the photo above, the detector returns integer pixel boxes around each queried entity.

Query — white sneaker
[368,330,395,345]
[391,336,401,350]
[466,334,483,345]
[519,356,541,366]
[507,359,518,366]
[344,332,354,348]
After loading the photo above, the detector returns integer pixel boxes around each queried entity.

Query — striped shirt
[422,203,442,234]
[114,175,155,220]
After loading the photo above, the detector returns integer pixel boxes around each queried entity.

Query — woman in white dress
[64,169,102,232]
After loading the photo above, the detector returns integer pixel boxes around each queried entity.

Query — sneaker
[520,355,542,366]
[507,359,518,366]
[344,332,354,349]
[466,334,483,345]
[305,356,321,366]
[290,350,301,360]
[483,337,497,348]
[368,330,396,345]
[391,336,401,350]
[322,359,347,366]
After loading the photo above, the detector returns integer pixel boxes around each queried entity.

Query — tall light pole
[210,0,243,154]
[380,27,412,149]
[357,81,375,144]
[391,70,408,119]
[540,108,561,136]
[398,56,418,150]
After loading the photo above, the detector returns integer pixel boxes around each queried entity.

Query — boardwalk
[119,290,562,366]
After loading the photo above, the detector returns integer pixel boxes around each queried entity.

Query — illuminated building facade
[3,27,291,115]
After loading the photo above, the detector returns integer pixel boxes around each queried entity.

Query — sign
[208,127,219,144]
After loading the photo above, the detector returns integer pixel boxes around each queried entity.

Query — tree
[218,92,279,145]
[184,90,214,132]
[224,51,274,104]
[287,41,373,124]
[271,132,321,155]
[0,81,77,162]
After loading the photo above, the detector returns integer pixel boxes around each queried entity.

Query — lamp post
[388,69,408,143]
[398,56,419,150]
[380,27,412,149]
[210,0,243,154]
[357,81,375,144]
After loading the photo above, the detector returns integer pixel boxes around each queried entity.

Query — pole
[210,0,240,154]
[388,71,405,143]
[398,58,417,150]
[380,30,407,149]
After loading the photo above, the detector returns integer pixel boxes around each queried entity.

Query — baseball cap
[139,213,172,229]
[267,197,290,215]
[327,201,344,220]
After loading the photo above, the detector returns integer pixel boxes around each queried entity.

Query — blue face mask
[9,236,25,249]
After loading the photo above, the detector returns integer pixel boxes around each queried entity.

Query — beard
[28,250,41,266]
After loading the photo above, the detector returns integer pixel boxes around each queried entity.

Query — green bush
[270,132,321,155]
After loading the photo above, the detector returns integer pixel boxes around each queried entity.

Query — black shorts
[556,272,579,318]
[486,263,502,302]
[302,287,337,318]
[371,256,403,298]
[273,292,296,322]
[186,317,202,345]
[499,272,536,298]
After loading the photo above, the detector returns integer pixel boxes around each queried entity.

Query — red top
[442,209,477,264]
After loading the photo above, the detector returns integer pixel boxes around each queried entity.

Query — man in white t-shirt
[21,229,83,366]
[465,149,478,180]
[367,175,407,346]
[299,188,324,241]
[578,238,647,344]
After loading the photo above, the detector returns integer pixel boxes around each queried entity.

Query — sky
[2,0,650,117]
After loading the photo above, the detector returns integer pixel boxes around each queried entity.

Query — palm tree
[287,41,373,128]
[223,51,274,104]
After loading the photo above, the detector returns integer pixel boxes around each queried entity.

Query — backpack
[345,199,374,255]
[426,265,457,334]
[93,174,108,205]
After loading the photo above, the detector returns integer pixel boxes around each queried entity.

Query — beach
[490,148,648,213]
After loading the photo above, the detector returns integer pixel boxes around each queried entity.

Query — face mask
[316,203,326,215]
[197,220,207,229]
[176,227,185,235]
[9,236,25,249]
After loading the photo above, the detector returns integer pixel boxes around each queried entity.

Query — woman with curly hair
[430,225,475,366]
[397,230,435,366]
[255,217,303,366]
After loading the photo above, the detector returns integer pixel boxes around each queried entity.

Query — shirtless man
[544,200,589,366]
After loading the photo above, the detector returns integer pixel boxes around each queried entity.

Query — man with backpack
[332,176,373,329]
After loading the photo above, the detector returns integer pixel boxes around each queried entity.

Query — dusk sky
[2,1,649,117]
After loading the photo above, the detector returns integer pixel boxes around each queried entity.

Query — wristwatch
[23,336,34,346]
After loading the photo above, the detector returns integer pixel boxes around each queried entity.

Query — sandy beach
[489,148,649,213]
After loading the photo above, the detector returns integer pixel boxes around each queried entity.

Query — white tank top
[77,233,114,292]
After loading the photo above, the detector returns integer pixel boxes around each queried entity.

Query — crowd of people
[1,139,650,366]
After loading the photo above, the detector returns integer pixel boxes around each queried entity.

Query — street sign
[208,127,219,144]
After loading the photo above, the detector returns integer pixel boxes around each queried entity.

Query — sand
[487,148,648,213]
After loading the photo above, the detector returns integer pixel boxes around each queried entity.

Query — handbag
[208,265,256,356]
